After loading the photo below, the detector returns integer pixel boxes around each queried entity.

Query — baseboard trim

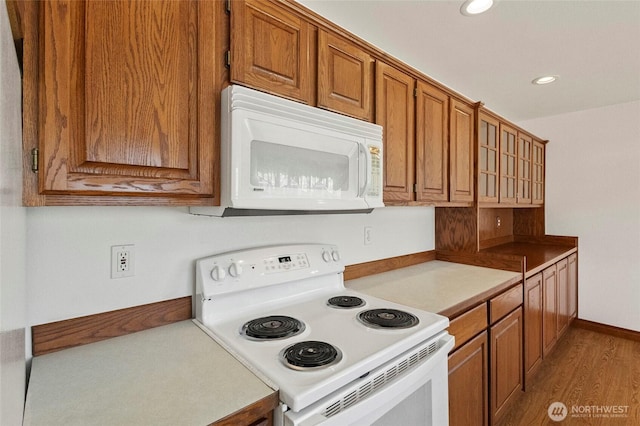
[573,318,640,342]
[32,296,192,356]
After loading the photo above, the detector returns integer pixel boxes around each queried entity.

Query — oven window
[372,382,433,426]
[250,141,349,192]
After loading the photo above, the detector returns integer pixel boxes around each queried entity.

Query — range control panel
[263,253,309,273]
[196,244,344,299]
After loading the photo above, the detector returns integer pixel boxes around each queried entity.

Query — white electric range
[194,244,454,425]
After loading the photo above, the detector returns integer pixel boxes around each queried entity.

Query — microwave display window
[250,141,349,192]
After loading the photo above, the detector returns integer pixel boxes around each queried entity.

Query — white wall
[520,100,640,332]
[26,206,435,327]
[0,1,27,424]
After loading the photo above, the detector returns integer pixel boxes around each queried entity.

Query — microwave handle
[358,144,370,197]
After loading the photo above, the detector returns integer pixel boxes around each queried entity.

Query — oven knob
[331,250,340,262]
[322,250,332,262]
[210,265,226,282]
[228,262,243,278]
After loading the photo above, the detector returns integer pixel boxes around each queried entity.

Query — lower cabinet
[449,332,489,426]
[557,258,570,337]
[490,308,523,424]
[448,283,523,426]
[542,264,558,357]
[524,273,543,388]
[524,253,578,388]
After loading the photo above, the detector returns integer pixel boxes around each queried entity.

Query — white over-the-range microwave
[190,85,384,217]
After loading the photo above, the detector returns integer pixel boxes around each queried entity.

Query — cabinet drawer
[490,283,523,324]
[449,303,488,351]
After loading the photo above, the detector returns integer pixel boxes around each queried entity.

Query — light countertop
[23,260,521,425]
[23,320,276,426]
[346,260,522,318]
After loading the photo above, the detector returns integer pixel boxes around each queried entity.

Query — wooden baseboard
[572,318,640,342]
[32,296,192,356]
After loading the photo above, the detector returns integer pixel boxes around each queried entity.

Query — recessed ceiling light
[532,75,559,85]
[460,0,494,16]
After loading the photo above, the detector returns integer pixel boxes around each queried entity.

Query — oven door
[279,331,455,426]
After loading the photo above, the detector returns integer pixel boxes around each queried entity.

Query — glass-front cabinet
[532,139,545,205]
[517,133,533,204]
[478,112,499,203]
[500,124,518,204]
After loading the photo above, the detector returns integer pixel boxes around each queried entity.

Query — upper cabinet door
[230,0,314,104]
[376,62,415,203]
[318,30,374,121]
[416,81,450,203]
[532,139,546,205]
[477,113,500,204]
[499,124,518,204]
[517,133,533,204]
[450,100,475,203]
[37,0,217,199]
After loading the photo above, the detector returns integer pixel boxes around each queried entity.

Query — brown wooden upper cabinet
[532,138,546,205]
[449,100,475,203]
[318,30,374,121]
[517,133,533,204]
[416,80,450,203]
[477,112,499,203]
[230,0,315,104]
[27,0,219,204]
[376,62,473,205]
[478,110,545,207]
[500,123,518,204]
[376,62,415,203]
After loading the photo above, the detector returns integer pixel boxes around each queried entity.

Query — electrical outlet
[364,226,373,245]
[496,216,502,228]
[111,245,135,278]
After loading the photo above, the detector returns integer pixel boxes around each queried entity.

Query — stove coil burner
[241,315,305,340]
[281,341,343,370]
[357,308,420,329]
[327,295,366,309]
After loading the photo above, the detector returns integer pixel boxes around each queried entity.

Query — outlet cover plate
[111,245,135,279]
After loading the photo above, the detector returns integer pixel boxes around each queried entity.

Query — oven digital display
[279,256,292,263]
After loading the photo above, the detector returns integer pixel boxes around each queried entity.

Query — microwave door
[231,116,368,211]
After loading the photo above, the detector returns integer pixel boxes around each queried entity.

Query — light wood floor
[496,326,640,425]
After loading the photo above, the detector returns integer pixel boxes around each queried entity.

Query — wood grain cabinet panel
[542,264,558,357]
[489,283,523,324]
[568,253,578,320]
[230,0,314,104]
[450,99,475,203]
[318,29,374,121]
[449,331,489,426]
[449,303,488,352]
[416,80,450,203]
[556,258,570,338]
[490,307,523,424]
[524,272,543,388]
[375,62,415,203]
[35,0,217,199]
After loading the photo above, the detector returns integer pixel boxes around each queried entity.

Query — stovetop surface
[199,287,448,412]
[194,244,448,412]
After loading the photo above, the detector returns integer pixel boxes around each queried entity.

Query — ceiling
[297,0,640,122]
